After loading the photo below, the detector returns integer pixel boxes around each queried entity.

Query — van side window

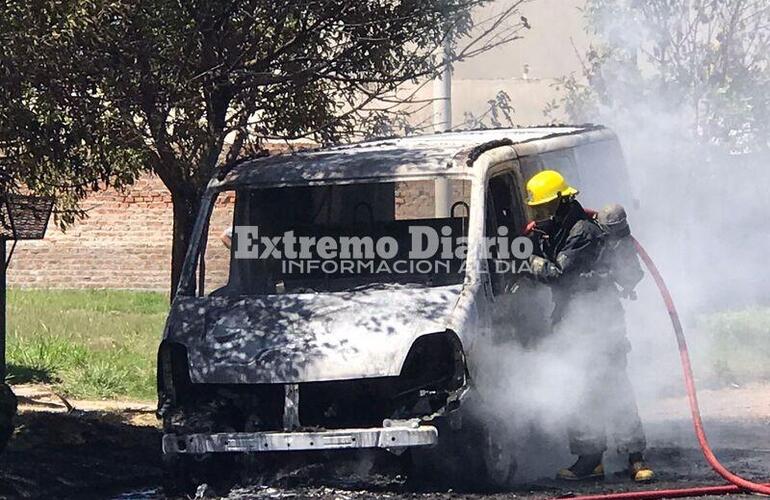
[199,192,237,297]
[538,150,581,185]
[485,172,525,295]
[486,172,525,236]
[519,156,542,182]
[487,173,513,233]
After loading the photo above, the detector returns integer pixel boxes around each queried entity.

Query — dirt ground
[0,384,768,500]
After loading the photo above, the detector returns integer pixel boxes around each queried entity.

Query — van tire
[409,415,515,491]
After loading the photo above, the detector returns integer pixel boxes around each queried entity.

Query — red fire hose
[562,239,770,499]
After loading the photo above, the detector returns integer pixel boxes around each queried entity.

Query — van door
[486,168,552,349]
[480,170,529,345]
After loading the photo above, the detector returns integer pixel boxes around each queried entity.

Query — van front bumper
[162,425,438,455]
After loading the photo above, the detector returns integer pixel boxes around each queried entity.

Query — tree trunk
[170,190,202,301]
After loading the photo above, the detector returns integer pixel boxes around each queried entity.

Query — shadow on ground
[6,364,57,386]
[0,412,767,499]
[0,410,161,499]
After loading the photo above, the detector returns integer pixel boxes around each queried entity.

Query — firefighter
[522,170,655,483]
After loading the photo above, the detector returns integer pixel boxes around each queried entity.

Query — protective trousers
[554,289,647,456]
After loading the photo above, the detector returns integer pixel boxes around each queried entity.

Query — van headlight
[399,331,466,393]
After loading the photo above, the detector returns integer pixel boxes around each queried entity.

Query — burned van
[157,126,633,493]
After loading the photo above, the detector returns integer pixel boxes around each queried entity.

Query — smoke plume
[474,0,770,482]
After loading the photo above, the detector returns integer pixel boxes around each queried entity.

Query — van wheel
[409,416,516,491]
[477,418,517,489]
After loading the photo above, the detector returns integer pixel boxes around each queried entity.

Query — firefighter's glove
[529,255,548,276]
[528,255,562,281]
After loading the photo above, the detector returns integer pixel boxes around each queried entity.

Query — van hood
[166,284,463,384]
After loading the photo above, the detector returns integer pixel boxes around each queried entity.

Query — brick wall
[8,175,180,291]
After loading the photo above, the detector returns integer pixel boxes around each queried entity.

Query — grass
[4,289,769,399]
[696,307,770,384]
[6,289,168,401]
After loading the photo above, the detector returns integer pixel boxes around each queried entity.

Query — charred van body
[156,126,634,494]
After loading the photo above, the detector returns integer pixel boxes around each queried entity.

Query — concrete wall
[394,0,589,128]
[455,0,589,81]
[401,77,568,131]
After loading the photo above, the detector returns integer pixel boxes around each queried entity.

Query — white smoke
[470,0,770,483]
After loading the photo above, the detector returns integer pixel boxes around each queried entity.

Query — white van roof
[212,125,615,189]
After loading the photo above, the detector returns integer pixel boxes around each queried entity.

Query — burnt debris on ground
[0,401,767,499]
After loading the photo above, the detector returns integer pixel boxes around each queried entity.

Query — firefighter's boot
[557,454,604,481]
[629,453,655,482]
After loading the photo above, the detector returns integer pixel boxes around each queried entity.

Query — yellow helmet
[526,170,579,206]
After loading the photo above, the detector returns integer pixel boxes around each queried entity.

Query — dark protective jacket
[526,200,617,324]
[525,200,648,455]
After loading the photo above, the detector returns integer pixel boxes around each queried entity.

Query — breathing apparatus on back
[596,204,645,299]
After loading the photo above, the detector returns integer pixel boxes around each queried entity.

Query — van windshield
[194,179,472,297]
